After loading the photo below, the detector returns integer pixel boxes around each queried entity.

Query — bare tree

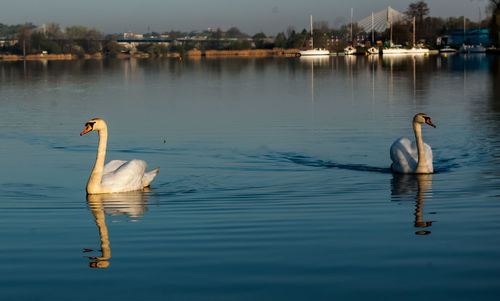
[65,25,91,40]
[489,0,500,45]
[17,24,32,56]
[313,21,329,32]
[489,0,500,8]
[286,26,296,39]
[407,1,430,22]
[225,27,247,38]
[167,30,186,40]
[252,32,267,48]
[44,23,63,40]
[339,23,364,42]
[407,1,431,42]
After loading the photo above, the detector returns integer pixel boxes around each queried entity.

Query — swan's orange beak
[425,118,436,128]
[80,124,93,136]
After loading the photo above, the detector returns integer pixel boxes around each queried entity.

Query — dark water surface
[1,54,499,300]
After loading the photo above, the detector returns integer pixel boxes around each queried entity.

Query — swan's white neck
[87,127,107,194]
[413,121,429,173]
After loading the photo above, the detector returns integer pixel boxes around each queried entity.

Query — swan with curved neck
[390,113,436,174]
[80,118,159,194]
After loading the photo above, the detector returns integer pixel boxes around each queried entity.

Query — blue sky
[1,0,489,34]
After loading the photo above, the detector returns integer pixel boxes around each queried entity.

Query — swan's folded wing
[390,138,416,162]
[424,143,433,161]
[390,138,418,173]
[101,159,147,192]
[103,160,128,175]
[424,143,434,172]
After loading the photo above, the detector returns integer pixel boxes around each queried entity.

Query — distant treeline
[1,1,499,57]
[2,23,119,57]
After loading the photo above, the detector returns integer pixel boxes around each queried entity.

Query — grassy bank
[0,48,301,61]
[0,53,103,61]
[188,49,300,57]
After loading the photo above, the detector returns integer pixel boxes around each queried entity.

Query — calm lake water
[1,54,499,300]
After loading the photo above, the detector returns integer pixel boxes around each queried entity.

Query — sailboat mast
[389,6,393,47]
[310,14,314,49]
[478,7,481,30]
[463,15,466,43]
[350,8,353,42]
[413,16,416,47]
[371,12,374,44]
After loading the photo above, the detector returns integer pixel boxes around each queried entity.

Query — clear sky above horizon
[1,0,489,35]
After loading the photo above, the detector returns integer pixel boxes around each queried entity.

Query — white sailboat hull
[407,47,430,54]
[439,46,457,53]
[460,44,486,53]
[344,46,357,55]
[300,49,330,56]
[367,47,379,54]
[382,47,429,54]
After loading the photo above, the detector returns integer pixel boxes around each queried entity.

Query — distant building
[123,32,144,39]
[441,29,491,46]
[0,37,17,47]
[117,32,172,53]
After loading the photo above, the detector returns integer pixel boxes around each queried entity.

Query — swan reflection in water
[391,174,434,235]
[85,189,150,268]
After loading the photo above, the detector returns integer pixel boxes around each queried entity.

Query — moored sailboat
[344,8,358,55]
[458,16,486,54]
[367,12,380,55]
[300,15,330,56]
[439,45,457,53]
[367,47,380,55]
[383,16,429,55]
[344,46,357,55]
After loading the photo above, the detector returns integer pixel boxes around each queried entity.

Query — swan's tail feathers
[142,167,160,187]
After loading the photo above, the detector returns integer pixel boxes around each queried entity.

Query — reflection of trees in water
[448,53,489,72]
[488,56,500,118]
[85,191,149,269]
[391,174,434,235]
[381,55,435,100]
[137,57,276,78]
[5,55,496,107]
[468,56,500,147]
[202,58,251,76]
[0,59,108,83]
[483,56,500,181]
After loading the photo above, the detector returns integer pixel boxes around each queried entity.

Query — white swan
[390,113,436,174]
[80,118,159,194]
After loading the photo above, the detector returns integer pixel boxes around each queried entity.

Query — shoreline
[2,48,498,61]
[0,53,103,61]
[0,49,301,61]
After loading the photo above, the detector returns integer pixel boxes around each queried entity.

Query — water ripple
[264,152,458,174]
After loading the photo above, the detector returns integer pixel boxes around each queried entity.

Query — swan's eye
[85,122,96,129]
[423,116,436,128]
